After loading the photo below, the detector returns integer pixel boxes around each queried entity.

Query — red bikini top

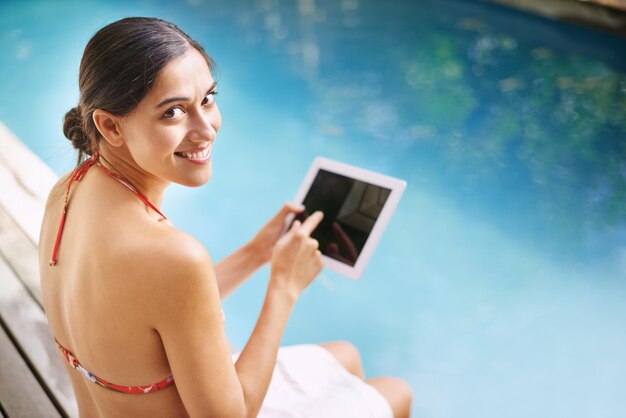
[49,150,167,266]
[56,339,174,394]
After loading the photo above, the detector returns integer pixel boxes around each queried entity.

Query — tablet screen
[294,169,391,266]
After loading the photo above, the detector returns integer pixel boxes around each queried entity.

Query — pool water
[2,0,626,416]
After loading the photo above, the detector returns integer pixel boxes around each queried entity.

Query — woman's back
[39,165,190,417]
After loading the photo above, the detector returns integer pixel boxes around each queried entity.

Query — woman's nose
[190,107,220,142]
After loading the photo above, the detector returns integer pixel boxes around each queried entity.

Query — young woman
[38,17,412,418]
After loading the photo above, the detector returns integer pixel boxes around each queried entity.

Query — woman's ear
[92,109,124,147]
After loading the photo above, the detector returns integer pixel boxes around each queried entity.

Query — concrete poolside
[0,121,76,417]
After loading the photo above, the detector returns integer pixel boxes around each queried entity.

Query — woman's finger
[272,203,303,227]
[290,220,302,230]
[287,201,305,212]
[298,211,324,236]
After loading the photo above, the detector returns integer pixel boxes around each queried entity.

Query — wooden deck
[0,122,77,417]
[487,0,626,36]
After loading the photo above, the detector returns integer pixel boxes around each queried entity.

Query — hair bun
[63,106,90,153]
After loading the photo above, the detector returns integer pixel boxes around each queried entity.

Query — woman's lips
[174,145,212,164]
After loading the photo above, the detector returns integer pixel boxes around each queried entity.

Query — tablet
[287,157,406,279]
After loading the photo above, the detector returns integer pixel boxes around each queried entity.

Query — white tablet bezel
[288,157,406,280]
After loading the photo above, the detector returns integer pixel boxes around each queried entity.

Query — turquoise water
[2,0,626,416]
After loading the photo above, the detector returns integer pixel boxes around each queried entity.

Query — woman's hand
[269,211,324,298]
[249,202,307,265]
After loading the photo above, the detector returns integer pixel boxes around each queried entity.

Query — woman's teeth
[177,147,210,159]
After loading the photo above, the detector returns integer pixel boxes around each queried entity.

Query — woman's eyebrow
[154,81,218,109]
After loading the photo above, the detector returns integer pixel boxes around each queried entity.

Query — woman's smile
[174,144,212,164]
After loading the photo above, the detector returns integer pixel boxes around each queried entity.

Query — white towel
[233,345,393,418]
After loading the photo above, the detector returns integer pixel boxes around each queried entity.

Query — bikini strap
[94,159,167,221]
[55,338,175,394]
[49,155,99,266]
[49,151,168,266]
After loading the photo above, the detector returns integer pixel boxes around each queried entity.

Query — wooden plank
[586,0,626,12]
[0,205,42,305]
[487,0,626,33]
[0,255,77,417]
[0,121,58,246]
[0,323,61,418]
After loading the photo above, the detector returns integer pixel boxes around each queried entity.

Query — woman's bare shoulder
[116,225,216,289]
[44,172,72,209]
[155,227,213,266]
[130,222,210,260]
[123,226,220,327]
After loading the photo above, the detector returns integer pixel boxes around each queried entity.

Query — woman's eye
[163,107,184,119]
[202,92,217,106]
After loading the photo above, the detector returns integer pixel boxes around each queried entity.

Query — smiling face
[119,47,221,187]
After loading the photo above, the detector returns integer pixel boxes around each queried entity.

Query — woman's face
[120,47,221,187]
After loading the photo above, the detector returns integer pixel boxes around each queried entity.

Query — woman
[39,17,412,418]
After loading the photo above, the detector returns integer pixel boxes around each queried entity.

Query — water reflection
[228,0,626,258]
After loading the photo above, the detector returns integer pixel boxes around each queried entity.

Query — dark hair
[63,17,214,166]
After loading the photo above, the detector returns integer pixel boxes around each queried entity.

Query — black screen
[294,169,391,266]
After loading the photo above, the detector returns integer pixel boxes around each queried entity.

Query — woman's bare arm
[214,203,305,299]
[214,241,265,299]
[149,213,323,418]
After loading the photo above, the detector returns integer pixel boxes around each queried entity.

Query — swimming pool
[2,0,626,416]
